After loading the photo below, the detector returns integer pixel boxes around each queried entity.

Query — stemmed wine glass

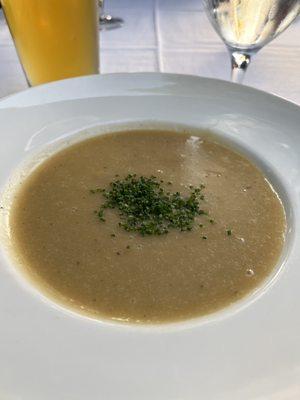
[99,0,123,31]
[204,0,300,83]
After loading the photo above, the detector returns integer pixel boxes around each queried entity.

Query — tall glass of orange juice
[1,0,99,86]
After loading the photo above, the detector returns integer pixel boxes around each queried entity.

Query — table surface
[1,0,300,103]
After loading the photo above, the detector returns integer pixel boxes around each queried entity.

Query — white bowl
[0,73,299,400]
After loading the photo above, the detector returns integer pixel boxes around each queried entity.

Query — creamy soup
[9,130,286,323]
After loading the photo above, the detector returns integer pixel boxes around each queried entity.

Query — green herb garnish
[226,229,232,236]
[91,174,207,236]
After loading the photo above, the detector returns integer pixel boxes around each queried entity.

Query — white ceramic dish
[0,73,300,400]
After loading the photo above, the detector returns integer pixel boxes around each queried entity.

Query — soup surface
[9,130,286,323]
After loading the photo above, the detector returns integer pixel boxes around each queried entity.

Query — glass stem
[230,51,251,84]
[98,0,105,15]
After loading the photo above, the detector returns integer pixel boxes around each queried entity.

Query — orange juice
[1,0,99,86]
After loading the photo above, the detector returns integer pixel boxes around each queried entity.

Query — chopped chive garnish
[91,174,207,236]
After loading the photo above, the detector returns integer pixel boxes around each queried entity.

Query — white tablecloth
[1,0,300,103]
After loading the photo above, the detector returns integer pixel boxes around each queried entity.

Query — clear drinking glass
[204,0,300,83]
[1,0,99,86]
[99,0,123,30]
